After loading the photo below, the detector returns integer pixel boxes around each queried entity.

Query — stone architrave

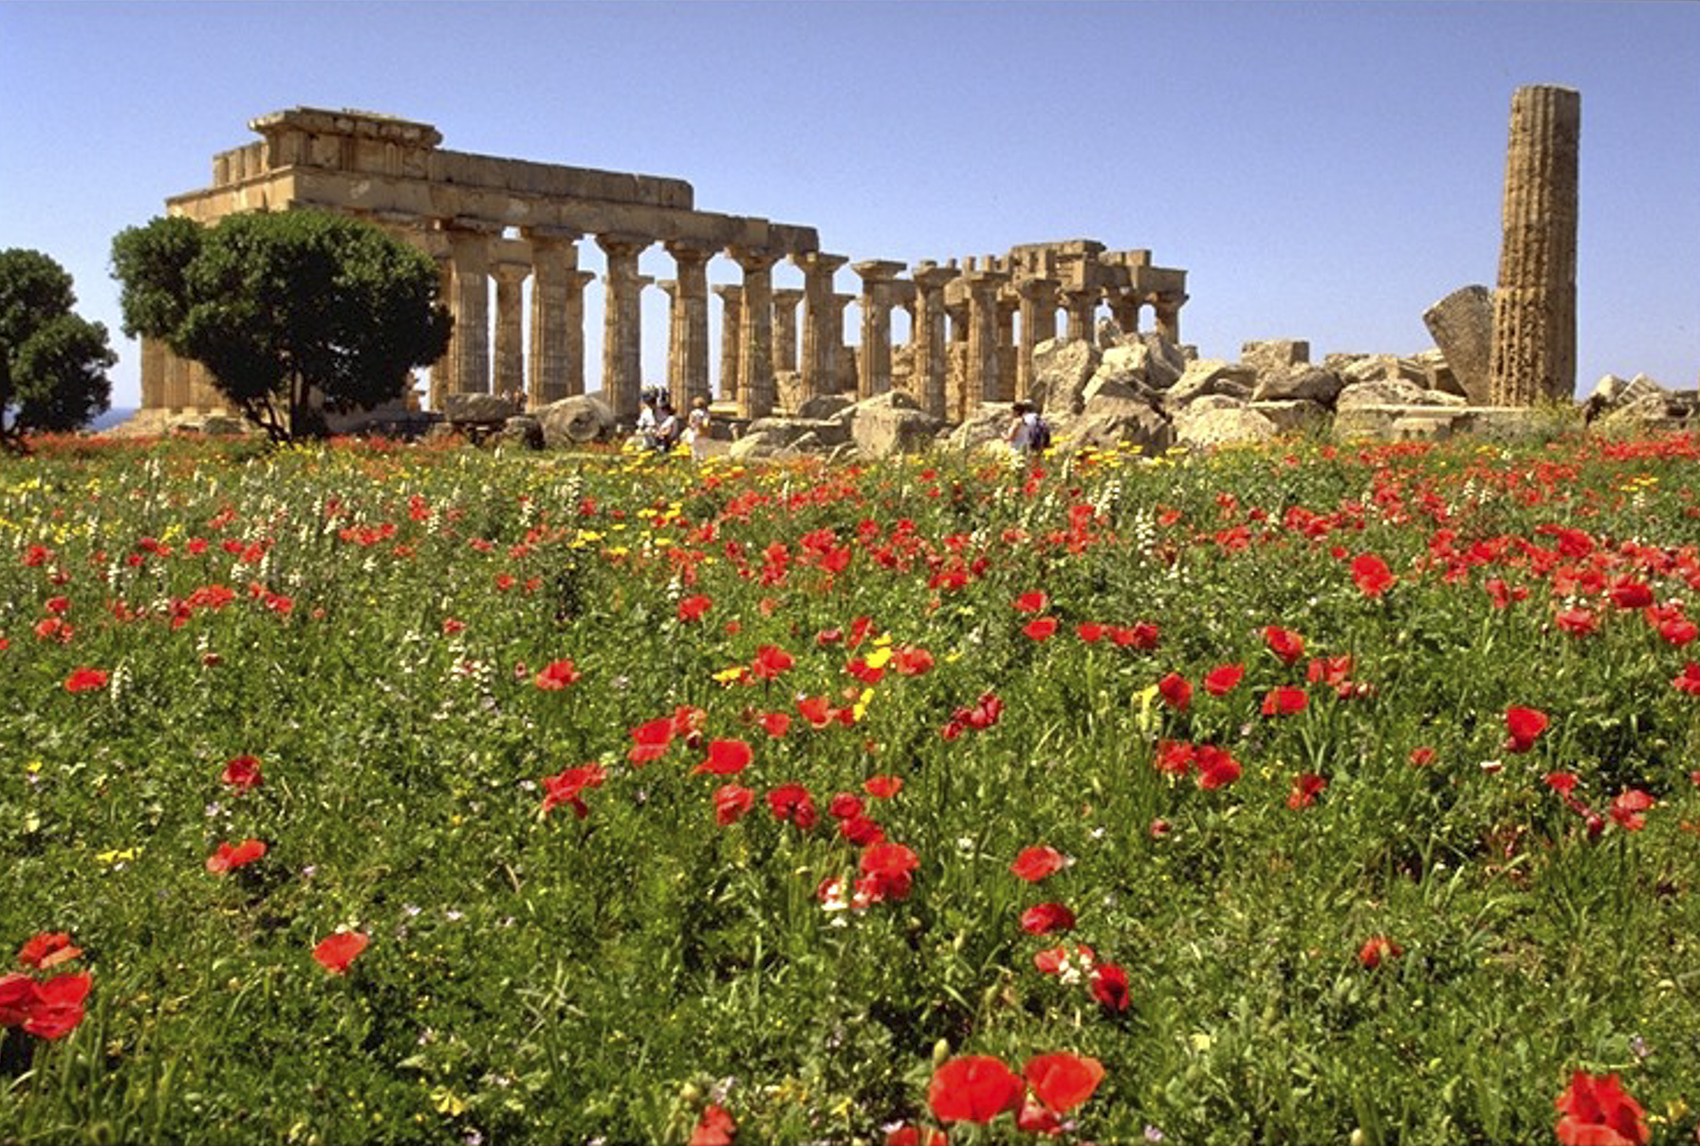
[1489,85,1579,406]
[597,233,653,419]
[771,288,804,377]
[1423,285,1495,405]
[965,269,1011,409]
[714,285,744,405]
[910,263,956,419]
[445,219,500,394]
[1152,291,1186,344]
[1015,278,1060,402]
[664,239,715,411]
[792,252,848,404]
[1062,287,1099,347]
[492,260,529,404]
[524,225,583,406]
[730,246,782,418]
[853,260,906,399]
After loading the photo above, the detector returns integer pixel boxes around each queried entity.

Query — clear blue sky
[3,1,1695,409]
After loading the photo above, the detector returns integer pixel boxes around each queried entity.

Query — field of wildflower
[2,427,1698,1145]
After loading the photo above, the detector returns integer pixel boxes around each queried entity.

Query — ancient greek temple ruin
[140,108,1189,423]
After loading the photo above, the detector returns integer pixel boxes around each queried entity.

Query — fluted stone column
[1063,287,1099,347]
[995,294,1018,401]
[429,252,455,408]
[447,221,499,394]
[1110,291,1141,337]
[597,233,653,420]
[1015,277,1060,402]
[665,239,714,411]
[163,352,192,411]
[966,270,1011,409]
[910,263,955,419]
[730,246,782,419]
[714,284,744,405]
[1490,85,1580,406]
[524,226,582,406]
[853,260,905,400]
[793,252,847,403]
[140,338,166,410]
[829,293,856,392]
[563,270,594,398]
[492,261,529,404]
[771,288,804,376]
[1152,291,1186,344]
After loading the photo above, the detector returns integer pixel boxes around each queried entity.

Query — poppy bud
[932,1038,952,1068]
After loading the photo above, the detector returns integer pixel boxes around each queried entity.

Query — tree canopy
[111,209,451,441]
[0,249,116,448]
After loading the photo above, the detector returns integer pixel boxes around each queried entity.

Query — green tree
[111,209,451,442]
[0,249,116,450]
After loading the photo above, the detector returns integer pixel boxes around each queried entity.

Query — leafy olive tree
[0,249,116,450]
[111,209,451,442]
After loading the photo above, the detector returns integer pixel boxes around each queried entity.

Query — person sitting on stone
[654,400,680,452]
[636,396,658,450]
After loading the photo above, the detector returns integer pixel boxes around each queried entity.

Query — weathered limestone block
[944,403,1017,452]
[1072,394,1175,456]
[853,405,941,458]
[443,392,520,424]
[796,393,855,421]
[1138,334,1189,391]
[1240,340,1311,375]
[1250,399,1330,435]
[1163,360,1256,411]
[498,415,545,450]
[537,394,616,447]
[1081,372,1147,405]
[1423,285,1494,403]
[1490,86,1580,406]
[1335,378,1437,409]
[1334,354,1428,388]
[1175,405,1279,452]
[1096,316,1130,348]
[1331,405,1402,441]
[743,416,850,448]
[1595,390,1695,436]
[1029,338,1102,415]
[1252,366,1343,406]
[775,370,807,414]
[1411,349,1464,398]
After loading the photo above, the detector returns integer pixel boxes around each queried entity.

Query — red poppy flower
[1023,1053,1105,1114]
[863,775,903,799]
[751,644,794,680]
[16,932,80,971]
[1262,686,1309,717]
[1013,591,1049,614]
[1607,579,1655,610]
[884,1125,948,1146]
[839,815,885,846]
[1154,740,1196,777]
[797,695,837,728]
[1554,1071,1649,1146]
[676,595,713,623]
[628,717,676,765]
[1015,1097,1063,1135]
[1408,746,1436,768]
[1305,656,1354,687]
[205,838,268,874]
[859,841,919,901]
[1544,771,1580,796]
[1023,616,1059,641]
[712,784,755,826]
[1555,608,1598,636]
[1076,622,1106,643]
[1195,745,1241,790]
[1351,553,1395,597]
[1033,944,1096,976]
[221,755,264,791]
[64,667,108,693]
[1659,616,1698,646]
[533,659,581,690]
[756,712,791,739]
[767,782,818,829]
[1609,789,1654,832]
[1110,622,1161,650]
[689,1103,737,1146]
[1505,706,1549,753]
[928,1055,1024,1124]
[1674,662,1700,695]
[696,739,753,776]
[1287,773,1328,809]
[1011,845,1068,882]
[828,793,865,821]
[541,763,607,819]
[1157,672,1192,711]
[846,658,886,685]
[1020,902,1077,935]
[19,971,91,1039]
[1263,626,1305,664]
[1357,935,1402,970]
[1089,963,1131,1011]
[312,931,369,974]
[892,646,934,676]
[1203,663,1244,696]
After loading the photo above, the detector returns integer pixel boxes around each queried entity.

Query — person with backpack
[1006,401,1051,455]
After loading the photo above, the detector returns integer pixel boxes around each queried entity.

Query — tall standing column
[829,293,856,392]
[1152,291,1186,344]
[910,263,956,419]
[446,221,499,394]
[492,260,529,404]
[995,294,1018,401]
[524,226,582,406]
[1490,84,1580,406]
[140,337,167,410]
[1062,286,1099,347]
[1110,291,1141,337]
[853,260,906,399]
[429,251,455,408]
[564,270,595,398]
[664,240,715,412]
[965,270,1011,409]
[1015,277,1059,402]
[714,284,744,405]
[729,246,781,419]
[793,252,847,403]
[597,234,653,420]
[771,288,804,377]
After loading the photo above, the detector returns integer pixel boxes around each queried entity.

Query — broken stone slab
[1030,338,1102,414]
[498,414,545,450]
[443,392,521,424]
[1163,360,1256,411]
[1336,377,1444,409]
[1240,340,1311,374]
[944,403,1017,452]
[537,394,616,447]
[1252,365,1343,405]
[1069,397,1175,457]
[1136,334,1188,390]
[1250,399,1330,435]
[1423,285,1495,404]
[1332,404,1560,442]
[743,416,851,448]
[1081,372,1147,406]
[852,405,942,458]
[1175,406,1279,453]
[795,393,855,421]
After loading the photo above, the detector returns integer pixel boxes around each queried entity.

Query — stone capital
[792,251,849,275]
[713,284,745,302]
[727,245,783,273]
[664,237,719,264]
[911,263,957,291]
[596,232,653,259]
[492,261,531,283]
[852,259,907,283]
[772,288,805,307]
[522,223,584,244]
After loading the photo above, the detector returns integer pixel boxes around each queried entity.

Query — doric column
[714,284,743,405]
[492,260,529,404]
[524,226,582,406]
[793,252,848,402]
[1152,291,1186,344]
[597,233,653,421]
[910,263,956,419]
[729,246,782,419]
[664,239,714,412]
[563,270,595,398]
[140,338,167,410]
[965,269,1011,409]
[771,288,804,376]
[1062,286,1099,347]
[1015,277,1060,402]
[829,293,856,392]
[428,252,455,408]
[853,260,906,399]
[995,294,1018,402]
[445,220,501,394]
[1490,84,1580,406]
[1109,291,1141,337]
